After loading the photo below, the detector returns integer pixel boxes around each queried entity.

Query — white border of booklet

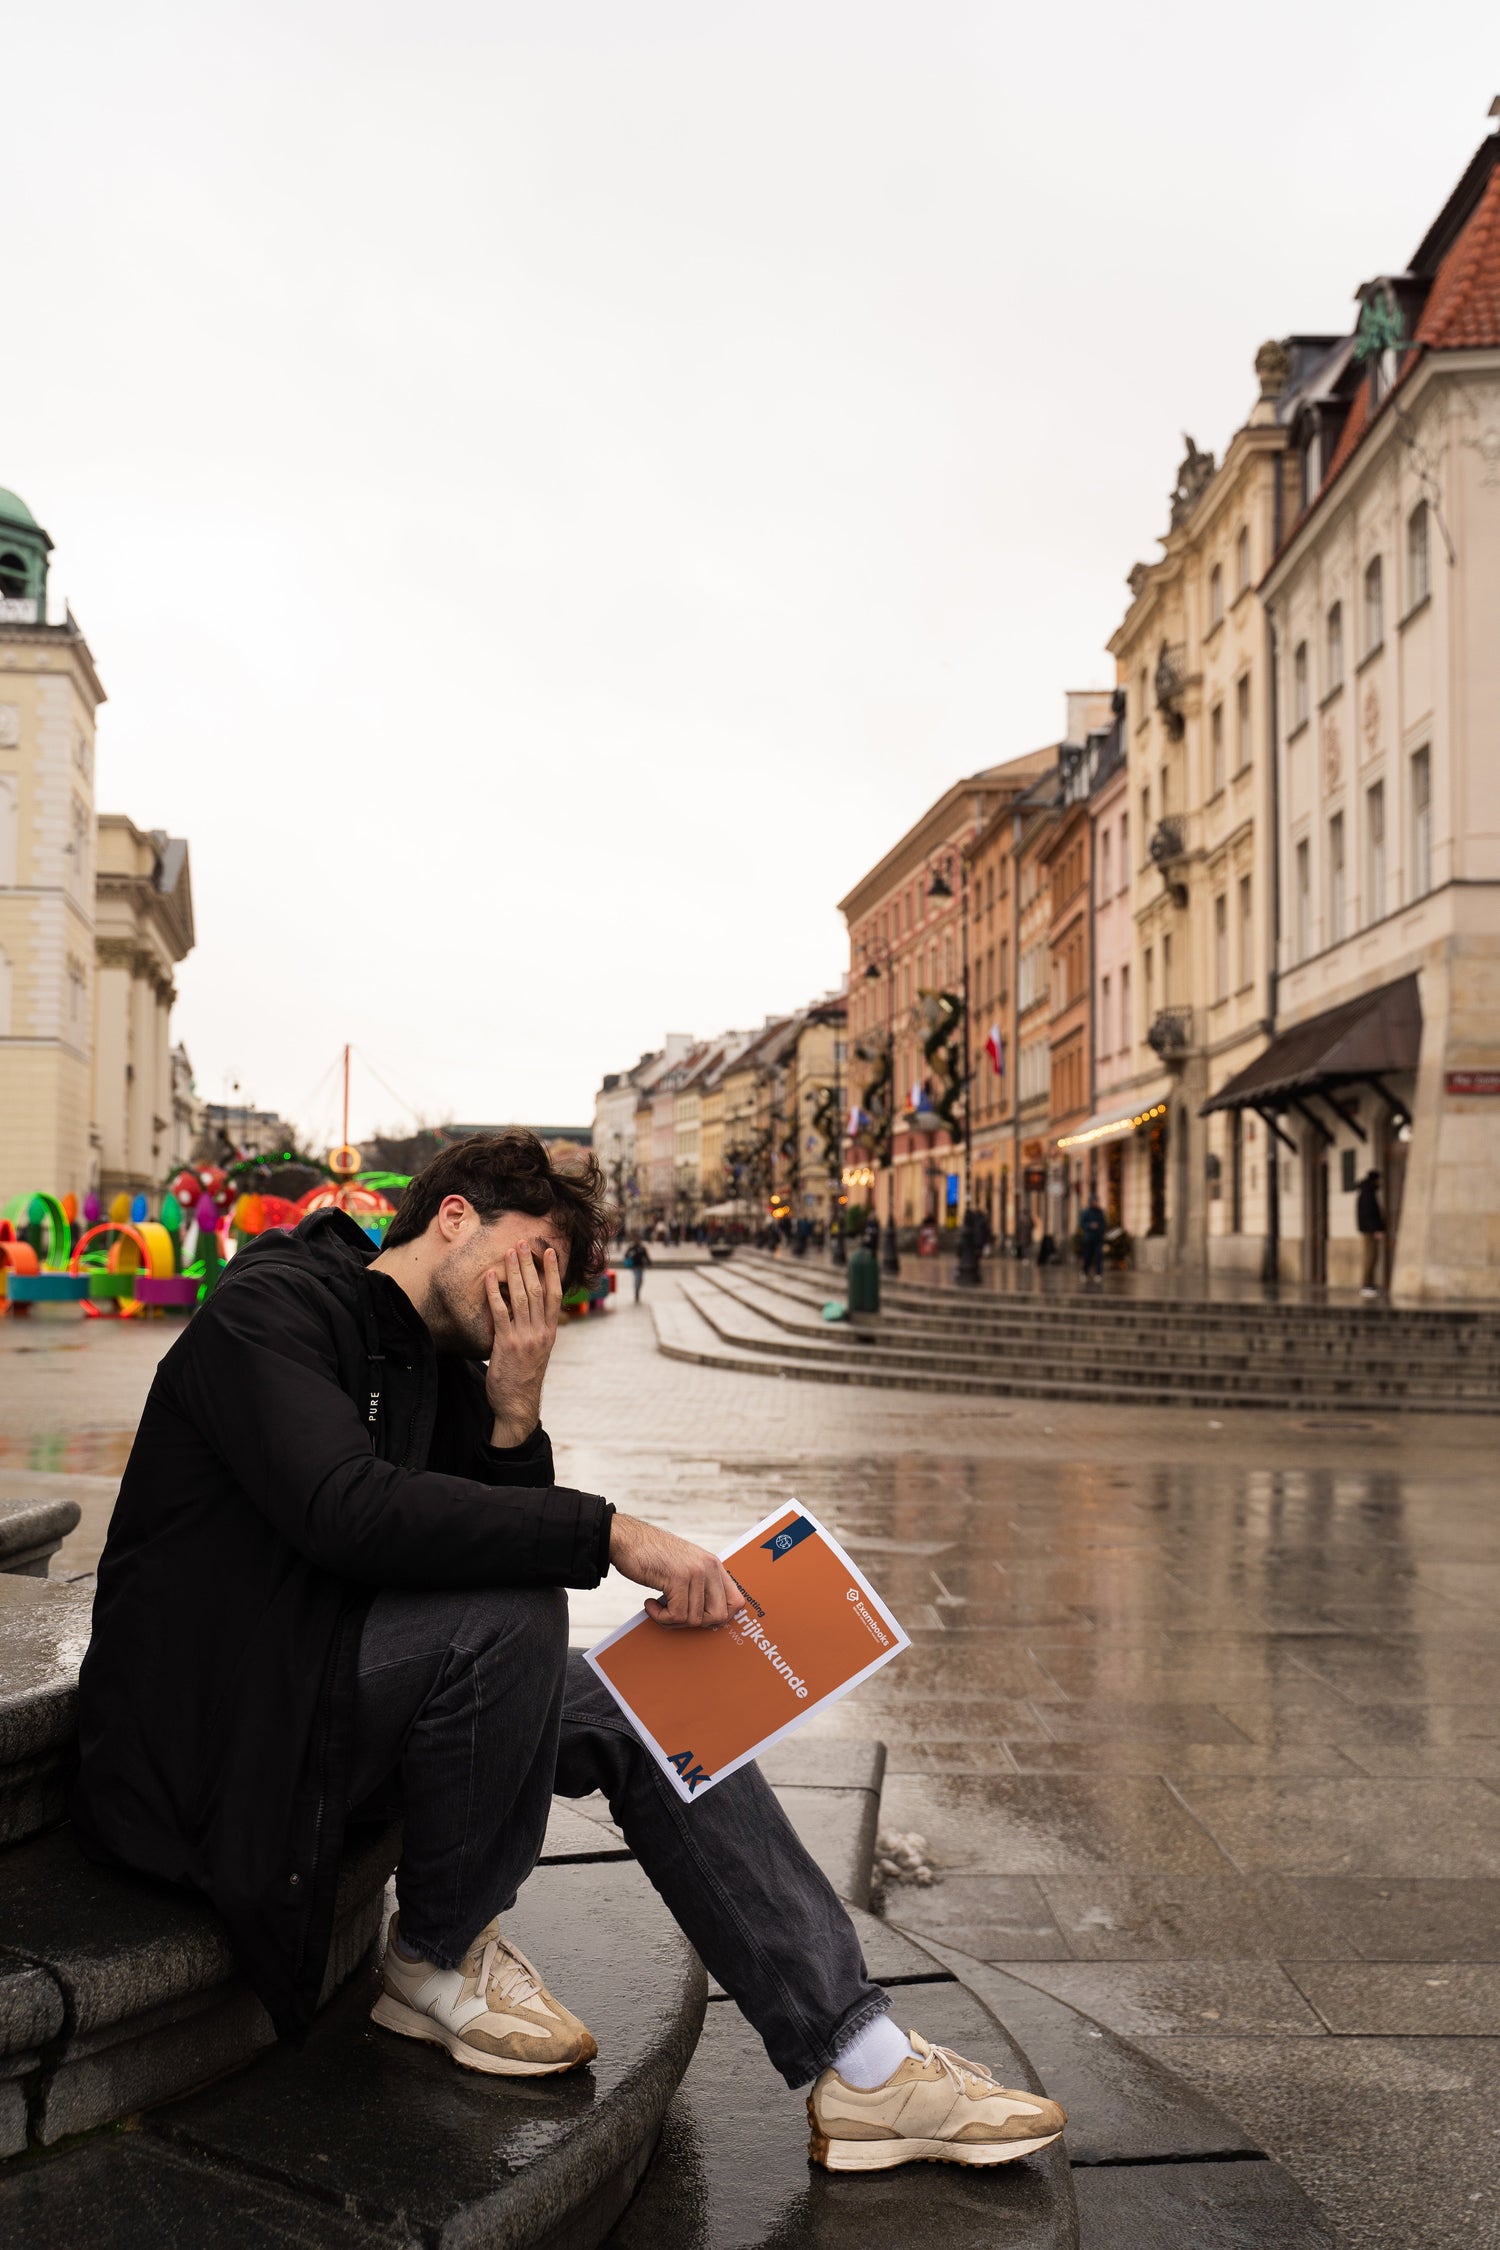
[584,1500,910,1803]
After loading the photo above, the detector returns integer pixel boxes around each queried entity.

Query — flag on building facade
[985,1023,1005,1076]
[847,1103,870,1137]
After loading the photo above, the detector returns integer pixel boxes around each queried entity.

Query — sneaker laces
[920,2037,999,2094]
[474,1933,543,2010]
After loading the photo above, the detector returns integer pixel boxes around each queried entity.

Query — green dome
[0,488,38,530]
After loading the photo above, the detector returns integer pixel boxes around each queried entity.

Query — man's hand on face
[608,1514,745,1629]
[484,1246,563,1448]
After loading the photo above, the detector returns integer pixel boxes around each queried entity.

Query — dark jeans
[349,1585,889,2087]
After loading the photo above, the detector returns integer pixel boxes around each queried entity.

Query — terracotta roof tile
[1322,377,1372,489]
[1416,157,1500,348]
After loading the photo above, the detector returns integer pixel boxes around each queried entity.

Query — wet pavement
[3,1281,1499,2245]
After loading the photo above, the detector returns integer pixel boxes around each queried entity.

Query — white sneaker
[370,1913,598,2076]
[808,2029,1066,2170]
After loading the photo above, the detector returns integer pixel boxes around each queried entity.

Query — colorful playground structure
[0,1150,410,1319]
[0,1161,618,1322]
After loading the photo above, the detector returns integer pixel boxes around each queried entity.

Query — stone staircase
[0,1541,1334,2245]
[650,1252,1500,1413]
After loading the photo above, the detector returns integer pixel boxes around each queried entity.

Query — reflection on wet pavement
[4,1277,1499,2245]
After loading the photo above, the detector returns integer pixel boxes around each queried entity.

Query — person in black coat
[1356,1169,1386,1297]
[72,1135,1057,2164]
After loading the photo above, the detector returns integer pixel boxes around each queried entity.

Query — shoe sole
[370,1992,596,2076]
[808,2125,1062,2171]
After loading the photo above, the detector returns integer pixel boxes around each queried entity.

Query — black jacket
[72,1209,612,2040]
[1356,1179,1385,1235]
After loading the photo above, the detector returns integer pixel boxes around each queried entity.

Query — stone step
[686,1273,1500,1403]
[654,1288,1495,1414]
[733,1256,1500,1354]
[1,1853,707,2250]
[0,1500,81,1580]
[604,1920,1333,2246]
[738,1250,1500,1333]
[700,1267,1500,1378]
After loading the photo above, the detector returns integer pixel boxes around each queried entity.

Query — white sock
[832,2013,917,2088]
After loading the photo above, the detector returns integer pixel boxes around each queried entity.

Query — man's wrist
[489,1413,540,1451]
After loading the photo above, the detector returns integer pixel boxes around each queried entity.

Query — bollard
[846,1243,880,1316]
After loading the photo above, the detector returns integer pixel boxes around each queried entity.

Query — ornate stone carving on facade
[1321,713,1342,796]
[1255,340,1290,400]
[1127,562,1151,599]
[1169,436,1216,528]
[0,702,19,747]
[1153,640,1188,741]
[1362,683,1381,757]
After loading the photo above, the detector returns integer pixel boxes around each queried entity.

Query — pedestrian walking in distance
[1356,1170,1386,1298]
[1079,1192,1107,1286]
[622,1235,651,1302]
[71,1133,1062,2175]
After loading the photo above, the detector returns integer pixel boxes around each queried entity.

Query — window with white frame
[1295,838,1311,962]
[1327,602,1343,691]
[1293,641,1309,729]
[1365,780,1385,925]
[1329,811,1346,943]
[1363,556,1384,656]
[1407,503,1430,610]
[1410,746,1431,900]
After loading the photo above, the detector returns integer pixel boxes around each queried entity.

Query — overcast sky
[3,5,1494,1143]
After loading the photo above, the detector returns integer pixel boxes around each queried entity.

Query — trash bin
[846,1243,880,1315]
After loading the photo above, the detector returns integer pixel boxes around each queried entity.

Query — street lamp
[927,854,980,1286]
[863,949,901,1275]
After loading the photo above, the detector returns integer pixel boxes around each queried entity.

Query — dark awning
[1202,974,1421,1115]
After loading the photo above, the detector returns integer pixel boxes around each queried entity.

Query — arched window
[1407,503,1430,609]
[1327,603,1343,691]
[0,551,28,601]
[1363,557,1384,655]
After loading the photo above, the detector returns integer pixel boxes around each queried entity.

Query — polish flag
[985,1024,1005,1076]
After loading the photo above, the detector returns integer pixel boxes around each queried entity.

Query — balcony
[1146,1007,1194,1060]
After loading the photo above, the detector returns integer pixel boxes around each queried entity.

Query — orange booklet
[584,1503,909,1802]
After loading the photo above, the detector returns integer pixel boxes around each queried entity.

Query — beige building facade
[1107,355,1300,1274]
[1227,138,1500,1297]
[0,485,195,1206]
[93,817,195,1203]
[0,491,105,1200]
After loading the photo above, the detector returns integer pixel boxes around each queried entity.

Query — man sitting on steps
[73,1133,1064,2174]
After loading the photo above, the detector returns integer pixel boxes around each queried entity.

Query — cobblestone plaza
[4,1280,1498,2246]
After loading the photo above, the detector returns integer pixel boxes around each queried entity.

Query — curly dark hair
[383,1132,608,1293]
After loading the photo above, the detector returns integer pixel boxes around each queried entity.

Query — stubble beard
[425,1244,494,1362]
